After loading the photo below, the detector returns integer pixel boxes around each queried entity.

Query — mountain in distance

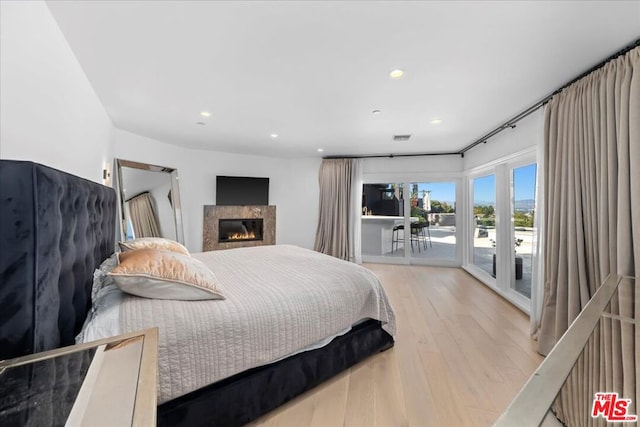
[515,199,535,211]
[472,199,535,210]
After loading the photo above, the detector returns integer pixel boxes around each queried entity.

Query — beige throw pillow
[118,237,190,256]
[109,249,224,300]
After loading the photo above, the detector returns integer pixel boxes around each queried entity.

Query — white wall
[0,1,113,183]
[113,129,321,252]
[462,109,543,171]
[274,158,322,249]
[0,0,321,252]
[362,154,463,177]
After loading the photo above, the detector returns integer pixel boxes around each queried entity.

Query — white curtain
[350,159,363,263]
[127,192,161,238]
[314,158,355,260]
[537,46,639,426]
[530,130,546,336]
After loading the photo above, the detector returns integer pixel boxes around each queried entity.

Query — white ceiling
[46,1,639,158]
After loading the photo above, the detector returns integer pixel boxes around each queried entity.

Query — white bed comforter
[82,245,396,404]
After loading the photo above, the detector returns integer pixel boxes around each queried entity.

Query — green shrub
[411,207,427,219]
[513,211,534,227]
[477,218,495,227]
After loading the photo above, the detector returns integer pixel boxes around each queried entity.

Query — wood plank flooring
[249,265,543,427]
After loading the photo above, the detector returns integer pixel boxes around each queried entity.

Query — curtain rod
[323,151,459,160]
[126,191,150,202]
[324,37,640,160]
[458,37,640,156]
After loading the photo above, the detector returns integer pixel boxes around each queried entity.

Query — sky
[416,181,456,204]
[513,164,537,201]
[472,175,495,203]
[473,163,537,204]
[412,163,537,205]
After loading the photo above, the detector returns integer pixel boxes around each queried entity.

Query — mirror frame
[114,159,185,244]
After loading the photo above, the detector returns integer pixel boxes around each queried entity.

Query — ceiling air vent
[393,134,412,142]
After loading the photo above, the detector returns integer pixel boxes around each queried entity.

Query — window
[361,183,404,258]
[512,164,537,298]
[472,174,496,277]
[464,153,539,313]
[410,181,457,260]
[360,178,461,265]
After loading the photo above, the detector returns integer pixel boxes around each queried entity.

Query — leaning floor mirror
[114,159,184,244]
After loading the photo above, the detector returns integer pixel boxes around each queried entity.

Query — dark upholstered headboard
[0,160,116,360]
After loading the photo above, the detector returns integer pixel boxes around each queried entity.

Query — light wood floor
[249,265,543,427]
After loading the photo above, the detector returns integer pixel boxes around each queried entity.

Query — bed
[0,160,396,426]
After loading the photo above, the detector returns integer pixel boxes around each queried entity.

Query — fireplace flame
[228,231,256,240]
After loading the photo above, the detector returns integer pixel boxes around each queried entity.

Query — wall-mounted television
[216,176,270,206]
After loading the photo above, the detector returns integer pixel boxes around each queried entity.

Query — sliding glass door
[465,153,538,313]
[360,178,460,265]
[361,183,404,259]
[409,181,457,261]
[512,163,537,298]
[472,174,497,277]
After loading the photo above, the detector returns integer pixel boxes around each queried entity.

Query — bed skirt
[157,319,394,426]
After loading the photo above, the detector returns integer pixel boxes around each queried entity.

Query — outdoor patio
[473,228,534,298]
[373,225,534,299]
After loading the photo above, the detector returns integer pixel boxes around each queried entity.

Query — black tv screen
[216,176,269,206]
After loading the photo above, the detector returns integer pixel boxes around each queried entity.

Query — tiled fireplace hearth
[203,205,276,251]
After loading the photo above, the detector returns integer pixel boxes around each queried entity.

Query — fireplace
[219,218,264,243]
[203,205,275,251]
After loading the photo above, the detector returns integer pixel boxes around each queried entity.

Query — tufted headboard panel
[0,160,116,360]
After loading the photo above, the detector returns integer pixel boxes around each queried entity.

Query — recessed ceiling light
[430,118,442,124]
[270,133,279,139]
[372,110,381,115]
[317,148,324,152]
[389,69,404,79]
[196,121,206,125]
[200,111,211,117]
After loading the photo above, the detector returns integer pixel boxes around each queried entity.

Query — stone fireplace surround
[203,205,276,251]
